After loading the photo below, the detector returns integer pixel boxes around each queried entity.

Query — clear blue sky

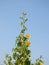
[0,0,49,65]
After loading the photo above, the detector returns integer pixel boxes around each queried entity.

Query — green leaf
[20,22,24,26]
[12,53,16,60]
[24,58,31,65]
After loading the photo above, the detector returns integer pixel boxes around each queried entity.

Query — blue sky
[0,0,49,65]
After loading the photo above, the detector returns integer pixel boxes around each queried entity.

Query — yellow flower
[39,62,43,65]
[26,34,30,39]
[26,41,30,46]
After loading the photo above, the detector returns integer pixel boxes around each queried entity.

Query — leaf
[12,53,16,60]
[20,22,24,26]
[24,58,31,65]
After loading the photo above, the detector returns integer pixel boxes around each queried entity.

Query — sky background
[0,0,49,65]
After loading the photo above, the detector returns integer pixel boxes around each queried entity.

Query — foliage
[4,12,44,65]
